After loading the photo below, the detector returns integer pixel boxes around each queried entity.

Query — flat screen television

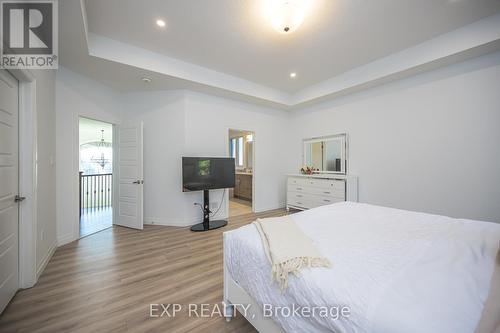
[182,157,235,192]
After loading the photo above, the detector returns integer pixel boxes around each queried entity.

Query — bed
[223,202,500,333]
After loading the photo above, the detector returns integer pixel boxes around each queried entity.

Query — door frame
[226,128,256,216]
[74,116,119,239]
[8,69,37,288]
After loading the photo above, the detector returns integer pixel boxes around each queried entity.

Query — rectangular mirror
[303,134,347,174]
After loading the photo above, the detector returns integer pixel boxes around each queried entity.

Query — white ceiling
[58,0,500,108]
[84,0,500,93]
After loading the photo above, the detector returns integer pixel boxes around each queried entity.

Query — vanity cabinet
[234,173,252,201]
[286,174,358,211]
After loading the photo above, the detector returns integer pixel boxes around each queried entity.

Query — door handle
[15,195,26,202]
[132,180,144,184]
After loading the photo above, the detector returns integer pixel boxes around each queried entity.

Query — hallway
[80,207,112,237]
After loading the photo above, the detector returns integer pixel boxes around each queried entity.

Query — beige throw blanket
[253,216,331,291]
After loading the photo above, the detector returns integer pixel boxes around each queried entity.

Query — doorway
[79,117,113,237]
[228,129,254,217]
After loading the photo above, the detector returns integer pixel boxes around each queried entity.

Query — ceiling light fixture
[263,0,312,34]
[141,77,152,83]
[90,130,111,170]
[156,19,166,28]
[290,72,297,78]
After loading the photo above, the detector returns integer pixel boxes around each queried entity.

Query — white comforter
[225,202,500,333]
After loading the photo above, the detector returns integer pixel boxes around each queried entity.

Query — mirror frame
[302,133,347,174]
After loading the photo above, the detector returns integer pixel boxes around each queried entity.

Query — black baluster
[103,175,105,209]
[100,175,103,210]
[106,174,109,207]
[87,176,89,211]
[93,176,96,211]
[98,175,101,210]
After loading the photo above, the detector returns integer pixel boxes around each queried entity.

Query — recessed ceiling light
[290,72,297,78]
[156,19,166,28]
[141,77,152,83]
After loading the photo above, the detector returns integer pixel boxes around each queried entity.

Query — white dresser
[286,174,358,211]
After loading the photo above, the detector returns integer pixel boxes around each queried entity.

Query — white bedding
[225,202,500,333]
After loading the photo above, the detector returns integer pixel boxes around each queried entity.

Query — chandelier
[90,129,110,169]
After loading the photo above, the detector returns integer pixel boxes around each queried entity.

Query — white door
[115,123,144,230]
[0,70,19,313]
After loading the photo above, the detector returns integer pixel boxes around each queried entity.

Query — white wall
[184,91,290,215]
[121,90,190,226]
[288,51,500,222]
[32,69,57,274]
[55,51,500,233]
[55,67,122,245]
[55,69,290,230]
[121,90,290,226]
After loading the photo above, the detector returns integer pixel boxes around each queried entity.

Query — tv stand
[190,189,228,232]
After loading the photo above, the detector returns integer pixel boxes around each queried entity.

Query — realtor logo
[1,0,58,69]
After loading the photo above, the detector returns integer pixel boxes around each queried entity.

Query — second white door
[115,123,144,230]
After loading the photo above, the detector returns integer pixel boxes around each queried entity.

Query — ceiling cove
[70,0,500,109]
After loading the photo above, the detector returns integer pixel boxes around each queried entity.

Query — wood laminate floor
[229,198,252,217]
[0,209,287,333]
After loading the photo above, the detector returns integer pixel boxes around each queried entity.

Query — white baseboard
[143,201,287,229]
[36,243,56,279]
[144,214,229,227]
[254,204,286,213]
[144,218,197,227]
[144,221,194,227]
[143,206,284,227]
[57,233,76,246]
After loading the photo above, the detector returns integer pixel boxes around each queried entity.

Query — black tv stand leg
[190,189,228,232]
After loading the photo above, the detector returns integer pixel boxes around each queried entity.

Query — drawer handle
[323,191,331,194]
[296,194,303,197]
[323,199,331,202]
[297,202,302,205]
[297,187,303,190]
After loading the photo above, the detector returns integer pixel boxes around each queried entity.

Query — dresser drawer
[287,191,308,200]
[306,179,345,190]
[287,177,308,187]
[287,190,345,209]
[309,187,345,199]
[287,184,309,193]
[286,197,312,209]
[313,196,344,206]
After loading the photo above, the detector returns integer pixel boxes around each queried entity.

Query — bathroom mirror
[303,134,347,174]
